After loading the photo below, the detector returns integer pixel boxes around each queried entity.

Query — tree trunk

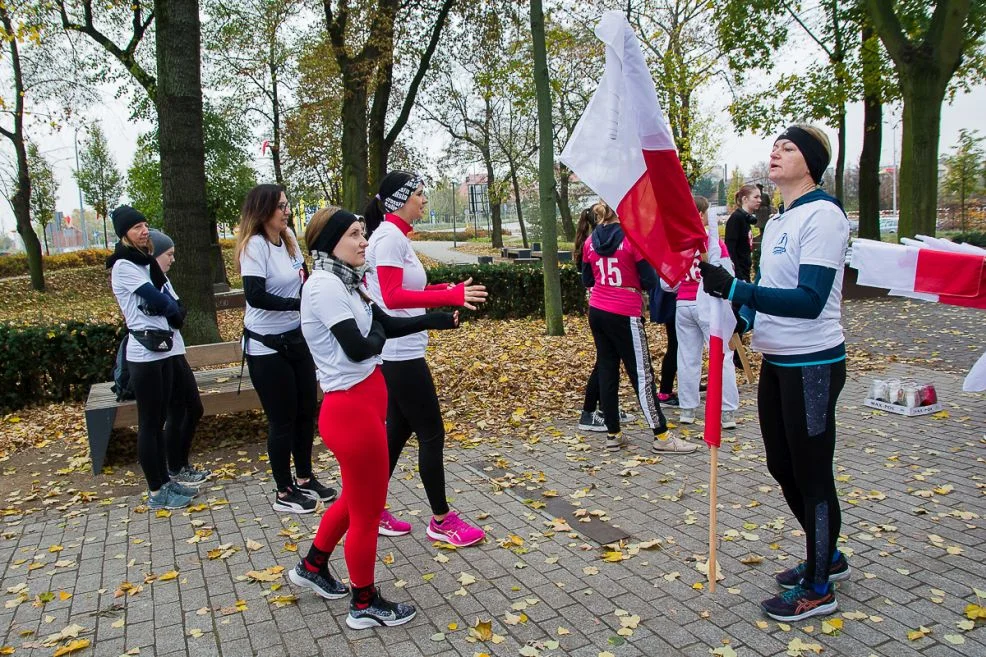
[530,0,563,336]
[368,59,393,191]
[1,5,43,291]
[555,164,575,241]
[483,155,504,249]
[155,0,220,344]
[42,226,49,255]
[340,71,369,211]
[898,75,945,238]
[270,58,284,188]
[858,26,882,241]
[210,218,229,291]
[509,165,528,249]
[834,106,846,202]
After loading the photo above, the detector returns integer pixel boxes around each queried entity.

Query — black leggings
[381,358,449,516]
[165,356,203,474]
[759,358,846,586]
[659,320,677,395]
[588,307,667,435]
[582,366,600,414]
[129,358,173,491]
[247,350,317,491]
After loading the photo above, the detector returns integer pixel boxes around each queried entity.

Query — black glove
[698,261,735,299]
[167,302,187,329]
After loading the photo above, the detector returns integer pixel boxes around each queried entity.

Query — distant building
[45,211,84,252]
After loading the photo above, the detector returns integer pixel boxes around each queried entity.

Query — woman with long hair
[724,183,762,282]
[700,124,850,622]
[581,202,694,454]
[362,171,488,546]
[289,207,459,628]
[149,229,210,487]
[107,206,196,509]
[235,184,336,514]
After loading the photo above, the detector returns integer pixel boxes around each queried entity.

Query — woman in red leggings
[288,207,458,629]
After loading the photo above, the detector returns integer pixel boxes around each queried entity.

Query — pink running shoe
[378,509,412,536]
[425,511,486,547]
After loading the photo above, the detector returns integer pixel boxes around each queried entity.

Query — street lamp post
[73,127,89,247]
[451,180,457,249]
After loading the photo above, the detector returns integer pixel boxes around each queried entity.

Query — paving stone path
[2,315,985,656]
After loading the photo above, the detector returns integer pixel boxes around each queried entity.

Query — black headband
[309,210,361,255]
[776,126,830,184]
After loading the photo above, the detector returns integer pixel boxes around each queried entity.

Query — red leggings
[312,367,390,588]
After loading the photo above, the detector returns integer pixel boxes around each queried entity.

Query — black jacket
[724,209,757,281]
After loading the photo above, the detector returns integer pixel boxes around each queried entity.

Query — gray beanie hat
[148,229,174,255]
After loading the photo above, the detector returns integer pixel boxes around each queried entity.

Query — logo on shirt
[772,232,788,255]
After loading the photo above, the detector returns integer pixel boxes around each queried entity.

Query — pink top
[583,236,646,317]
[678,239,730,303]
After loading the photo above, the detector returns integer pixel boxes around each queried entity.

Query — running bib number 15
[596,257,623,286]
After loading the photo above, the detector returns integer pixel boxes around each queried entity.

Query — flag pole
[701,250,723,592]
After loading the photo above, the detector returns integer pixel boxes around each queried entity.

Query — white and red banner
[850,236,986,391]
[559,11,707,287]
[698,219,737,448]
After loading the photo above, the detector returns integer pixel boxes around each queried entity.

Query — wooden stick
[729,333,755,384]
[709,445,719,592]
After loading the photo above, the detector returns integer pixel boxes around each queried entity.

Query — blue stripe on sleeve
[729,264,836,320]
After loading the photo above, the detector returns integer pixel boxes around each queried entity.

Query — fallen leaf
[157,571,179,582]
[907,626,932,641]
[458,572,477,586]
[52,639,91,656]
[246,539,263,552]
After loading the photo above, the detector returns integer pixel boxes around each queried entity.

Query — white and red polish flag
[850,237,986,391]
[697,217,737,449]
[559,11,707,287]
[850,237,986,309]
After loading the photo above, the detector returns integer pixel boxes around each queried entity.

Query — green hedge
[0,322,123,412]
[428,263,588,319]
[0,248,113,279]
[409,228,506,242]
[952,231,986,248]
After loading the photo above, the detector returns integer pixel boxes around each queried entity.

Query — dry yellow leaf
[470,619,494,641]
[52,639,90,657]
[157,571,179,582]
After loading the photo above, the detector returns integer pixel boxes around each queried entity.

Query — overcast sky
[3,46,985,238]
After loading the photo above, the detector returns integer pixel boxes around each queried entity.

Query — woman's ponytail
[363,195,386,238]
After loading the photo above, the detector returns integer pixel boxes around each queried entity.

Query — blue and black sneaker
[775,553,851,589]
[761,585,837,622]
[346,590,416,630]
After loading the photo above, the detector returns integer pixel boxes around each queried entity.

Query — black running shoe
[288,563,348,599]
[346,592,416,629]
[761,585,837,622]
[295,476,338,502]
[272,486,316,514]
[775,553,851,589]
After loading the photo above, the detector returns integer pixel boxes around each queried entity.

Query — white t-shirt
[751,197,850,356]
[111,260,186,363]
[363,221,429,361]
[240,233,306,356]
[301,270,380,392]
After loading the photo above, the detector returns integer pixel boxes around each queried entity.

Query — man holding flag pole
[562,11,850,622]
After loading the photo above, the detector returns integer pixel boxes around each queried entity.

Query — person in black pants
[149,229,211,486]
[235,184,336,514]
[649,283,679,406]
[108,207,195,510]
[700,124,850,622]
[724,184,762,283]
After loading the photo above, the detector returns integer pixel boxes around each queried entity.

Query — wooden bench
[84,341,257,475]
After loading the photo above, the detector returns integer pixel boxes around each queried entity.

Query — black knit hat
[775,126,830,184]
[309,210,360,255]
[112,205,147,238]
